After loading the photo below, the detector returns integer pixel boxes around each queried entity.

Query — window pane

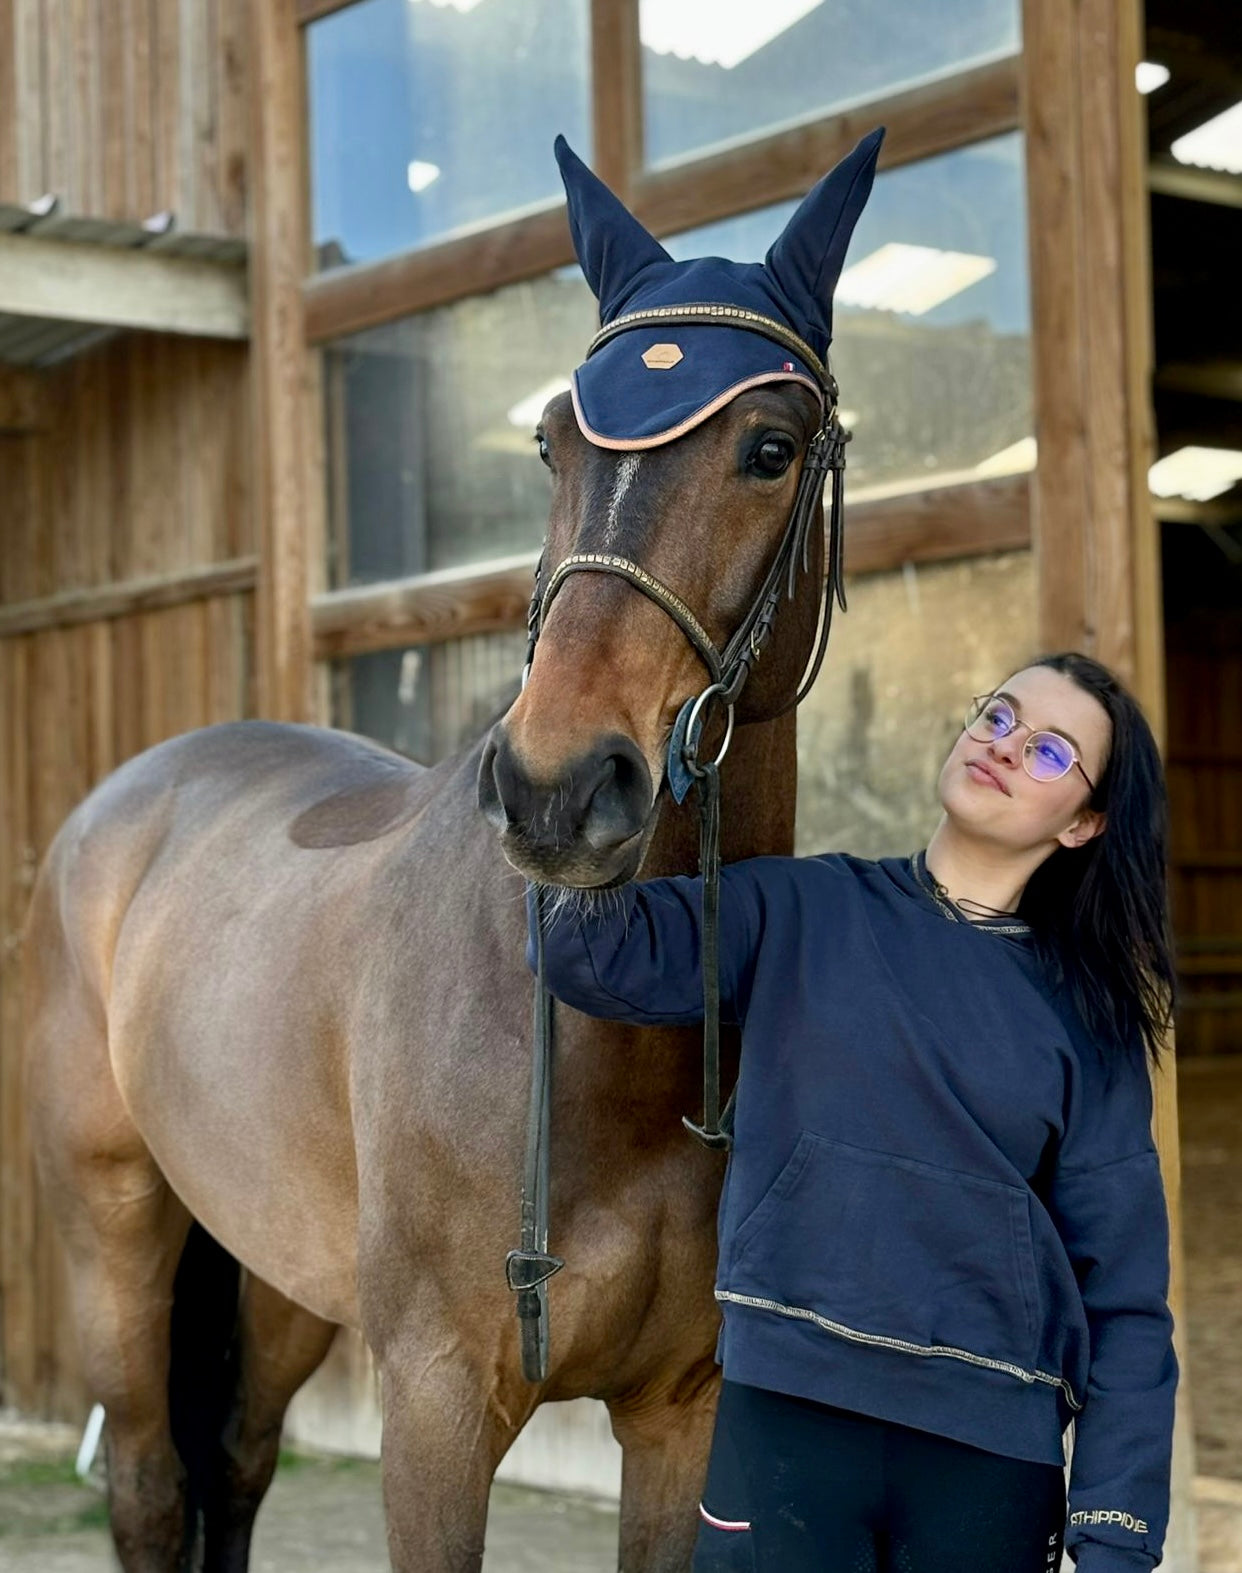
[335,630,527,763]
[642,0,1019,167]
[663,135,1032,497]
[323,270,598,586]
[795,550,1037,857]
[307,0,591,269]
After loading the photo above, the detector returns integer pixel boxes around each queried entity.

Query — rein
[505,305,851,1382]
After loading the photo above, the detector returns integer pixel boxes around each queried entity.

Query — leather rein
[505,305,851,1382]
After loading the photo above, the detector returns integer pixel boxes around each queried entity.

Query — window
[665,134,1032,497]
[641,0,1018,166]
[323,269,598,587]
[308,0,591,269]
[335,629,528,762]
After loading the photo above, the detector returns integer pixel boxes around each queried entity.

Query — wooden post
[249,0,318,722]
[1023,2,1197,1567]
[590,0,642,197]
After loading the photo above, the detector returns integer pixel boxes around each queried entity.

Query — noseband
[505,305,853,1381]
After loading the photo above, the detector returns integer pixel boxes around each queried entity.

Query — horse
[23,134,879,1571]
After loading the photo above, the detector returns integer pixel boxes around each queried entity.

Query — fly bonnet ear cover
[554,127,885,448]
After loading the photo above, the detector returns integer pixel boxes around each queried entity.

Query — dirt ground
[0,1434,620,1571]
[1179,1055,1242,1482]
[1,1054,1239,1571]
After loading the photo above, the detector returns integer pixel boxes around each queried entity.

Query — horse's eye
[535,432,551,467]
[749,435,796,478]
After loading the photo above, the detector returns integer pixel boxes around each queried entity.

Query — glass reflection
[642,0,1018,166]
[336,630,527,764]
[794,550,1037,857]
[323,137,1030,587]
[307,0,590,268]
[323,270,597,587]
[663,135,1032,496]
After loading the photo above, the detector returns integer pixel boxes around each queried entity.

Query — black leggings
[693,1381,1066,1573]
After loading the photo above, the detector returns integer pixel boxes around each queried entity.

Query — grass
[0,1454,110,1538]
[0,1445,373,1542]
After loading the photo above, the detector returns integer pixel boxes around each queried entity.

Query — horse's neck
[638,712,798,877]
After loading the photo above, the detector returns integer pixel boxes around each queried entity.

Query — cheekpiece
[554,128,885,450]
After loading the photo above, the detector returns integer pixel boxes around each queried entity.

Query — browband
[586,303,834,397]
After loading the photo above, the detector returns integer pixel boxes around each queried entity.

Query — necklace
[908,851,1031,937]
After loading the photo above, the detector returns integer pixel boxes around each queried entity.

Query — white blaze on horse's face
[477,385,823,889]
[603,453,642,550]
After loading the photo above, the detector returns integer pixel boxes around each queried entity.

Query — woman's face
[937,665,1112,855]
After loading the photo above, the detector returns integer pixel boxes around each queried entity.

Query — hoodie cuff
[1069,1545,1157,1573]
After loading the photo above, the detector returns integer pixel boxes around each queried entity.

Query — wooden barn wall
[0,0,248,236]
[0,332,254,1418]
[1166,619,1242,1059]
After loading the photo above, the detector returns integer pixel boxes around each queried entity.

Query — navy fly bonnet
[554,127,885,446]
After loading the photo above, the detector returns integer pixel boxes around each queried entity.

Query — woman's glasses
[965,694,1096,793]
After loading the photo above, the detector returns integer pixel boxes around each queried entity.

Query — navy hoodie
[527,852,1178,1573]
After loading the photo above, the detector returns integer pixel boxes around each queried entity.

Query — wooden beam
[1148,156,1242,211]
[303,56,1021,345]
[632,53,1021,238]
[590,0,643,196]
[310,477,1029,660]
[312,553,539,661]
[0,232,248,339]
[0,558,257,636]
[1154,495,1242,526]
[846,473,1029,577]
[295,0,359,23]
[250,0,318,722]
[304,203,573,346]
[1155,361,1242,402]
[1024,5,1195,1563]
[1023,0,1163,710]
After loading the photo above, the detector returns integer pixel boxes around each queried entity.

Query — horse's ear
[554,134,671,318]
[765,127,885,347]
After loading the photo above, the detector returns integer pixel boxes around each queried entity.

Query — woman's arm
[1047,1051,1178,1573]
[524,860,770,1026]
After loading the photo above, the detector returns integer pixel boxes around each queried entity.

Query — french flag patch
[699,1502,752,1531]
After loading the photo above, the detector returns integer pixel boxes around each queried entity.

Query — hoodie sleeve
[1045,1044,1179,1573]
[524,861,768,1026]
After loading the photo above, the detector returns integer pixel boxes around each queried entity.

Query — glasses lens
[1025,732,1075,780]
[966,695,1013,741]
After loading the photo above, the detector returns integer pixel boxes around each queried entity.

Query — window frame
[298,0,1028,659]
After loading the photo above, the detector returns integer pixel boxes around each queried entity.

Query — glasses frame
[964,694,1097,794]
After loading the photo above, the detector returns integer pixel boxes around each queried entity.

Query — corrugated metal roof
[0,313,118,366]
[0,197,247,365]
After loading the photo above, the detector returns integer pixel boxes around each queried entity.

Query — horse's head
[478,131,883,888]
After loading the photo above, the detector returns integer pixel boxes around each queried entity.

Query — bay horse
[24,133,879,1570]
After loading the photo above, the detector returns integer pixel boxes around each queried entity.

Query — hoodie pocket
[727,1131,1039,1369]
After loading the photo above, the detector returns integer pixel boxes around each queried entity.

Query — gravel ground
[1,1053,1238,1570]
[0,1441,620,1571]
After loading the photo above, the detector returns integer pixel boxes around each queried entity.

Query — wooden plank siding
[0,0,247,237]
[0,330,255,1419]
[0,334,252,603]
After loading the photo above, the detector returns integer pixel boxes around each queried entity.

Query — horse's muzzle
[476,724,653,885]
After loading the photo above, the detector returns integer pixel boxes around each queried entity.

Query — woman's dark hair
[1015,652,1176,1071]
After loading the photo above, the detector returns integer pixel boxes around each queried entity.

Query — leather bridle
[504,304,852,1382]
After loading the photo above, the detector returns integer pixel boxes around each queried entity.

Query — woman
[527,651,1178,1573]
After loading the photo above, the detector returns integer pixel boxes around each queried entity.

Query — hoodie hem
[718,1297,1071,1469]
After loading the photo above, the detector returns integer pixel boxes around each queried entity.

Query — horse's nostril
[581,745,650,852]
[476,732,513,831]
